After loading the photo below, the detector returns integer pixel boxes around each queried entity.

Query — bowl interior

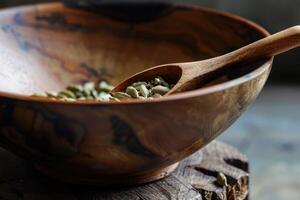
[0,3,267,95]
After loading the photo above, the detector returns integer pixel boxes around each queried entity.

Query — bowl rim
[0,2,273,105]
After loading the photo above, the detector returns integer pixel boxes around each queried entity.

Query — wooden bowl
[0,2,272,185]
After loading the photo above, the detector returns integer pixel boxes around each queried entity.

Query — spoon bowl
[113,65,182,92]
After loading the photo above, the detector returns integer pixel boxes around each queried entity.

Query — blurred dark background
[0,0,299,84]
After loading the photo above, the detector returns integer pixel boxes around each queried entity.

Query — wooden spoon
[113,26,300,94]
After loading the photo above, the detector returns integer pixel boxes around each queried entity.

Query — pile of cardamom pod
[32,77,172,102]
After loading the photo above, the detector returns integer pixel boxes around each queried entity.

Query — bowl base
[34,162,179,186]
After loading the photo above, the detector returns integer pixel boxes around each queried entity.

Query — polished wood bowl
[0,2,272,185]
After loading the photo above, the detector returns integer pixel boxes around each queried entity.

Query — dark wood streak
[110,115,159,159]
[0,99,86,160]
[0,23,70,77]
[3,8,201,90]
[79,63,114,80]
[14,12,84,32]
[79,63,100,77]
[14,11,204,59]
[0,24,29,51]
[0,23,100,82]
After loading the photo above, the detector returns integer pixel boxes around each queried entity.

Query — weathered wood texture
[0,141,248,200]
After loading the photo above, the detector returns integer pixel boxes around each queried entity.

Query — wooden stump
[0,141,248,200]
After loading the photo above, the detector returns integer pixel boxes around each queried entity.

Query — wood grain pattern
[0,141,249,200]
[0,2,272,185]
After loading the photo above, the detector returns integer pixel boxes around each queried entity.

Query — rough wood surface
[0,141,248,200]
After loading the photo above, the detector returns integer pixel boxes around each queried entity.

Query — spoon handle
[180,26,300,78]
[222,26,300,65]
[174,26,300,93]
